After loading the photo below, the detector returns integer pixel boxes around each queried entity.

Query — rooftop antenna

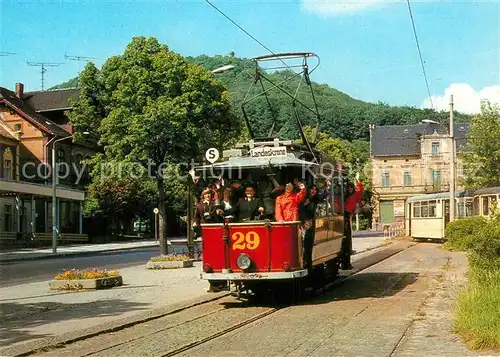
[64,52,101,62]
[26,61,62,91]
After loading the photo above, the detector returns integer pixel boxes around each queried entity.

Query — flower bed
[50,268,123,290]
[54,268,120,280]
[147,254,193,269]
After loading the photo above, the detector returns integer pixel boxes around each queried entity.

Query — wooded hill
[50,53,471,143]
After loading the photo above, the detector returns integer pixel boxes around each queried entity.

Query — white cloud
[421,83,500,114]
[301,0,395,15]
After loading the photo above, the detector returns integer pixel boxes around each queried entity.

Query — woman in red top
[341,178,364,270]
[275,182,307,222]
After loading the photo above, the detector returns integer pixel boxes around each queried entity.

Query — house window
[432,170,441,190]
[4,204,12,231]
[381,172,390,188]
[3,160,12,180]
[403,169,412,186]
[431,142,440,155]
[3,147,13,180]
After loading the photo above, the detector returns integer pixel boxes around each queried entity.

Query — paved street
[0,247,161,287]
[0,235,392,355]
[11,242,485,357]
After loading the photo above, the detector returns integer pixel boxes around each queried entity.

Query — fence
[383,222,405,240]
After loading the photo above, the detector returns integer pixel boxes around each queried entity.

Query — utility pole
[27,61,62,91]
[449,94,455,222]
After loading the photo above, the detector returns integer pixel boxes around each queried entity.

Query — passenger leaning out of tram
[275,181,307,222]
[232,185,265,221]
[299,182,330,271]
[341,175,364,270]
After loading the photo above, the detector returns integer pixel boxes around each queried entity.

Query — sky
[1,0,499,114]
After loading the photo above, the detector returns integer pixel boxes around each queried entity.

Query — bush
[54,268,120,280]
[444,216,486,251]
[453,213,500,351]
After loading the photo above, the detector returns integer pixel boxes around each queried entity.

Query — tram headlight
[236,254,252,270]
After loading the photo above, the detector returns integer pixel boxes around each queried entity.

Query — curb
[0,244,160,264]
[0,291,231,357]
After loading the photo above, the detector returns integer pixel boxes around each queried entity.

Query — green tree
[460,101,500,189]
[67,62,104,144]
[71,37,239,253]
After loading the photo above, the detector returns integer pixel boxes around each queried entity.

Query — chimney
[15,83,24,98]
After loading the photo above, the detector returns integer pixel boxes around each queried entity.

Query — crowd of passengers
[193,174,363,233]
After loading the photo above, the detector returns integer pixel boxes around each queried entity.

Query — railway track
[22,239,414,357]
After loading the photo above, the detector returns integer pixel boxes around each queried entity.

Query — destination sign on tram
[249,146,287,158]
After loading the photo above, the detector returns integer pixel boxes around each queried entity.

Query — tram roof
[195,154,320,170]
[406,190,474,203]
[473,186,500,195]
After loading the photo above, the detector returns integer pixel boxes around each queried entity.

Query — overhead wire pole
[26,61,62,91]
[449,95,455,222]
[406,0,434,111]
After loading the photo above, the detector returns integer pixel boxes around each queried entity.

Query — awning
[0,179,85,201]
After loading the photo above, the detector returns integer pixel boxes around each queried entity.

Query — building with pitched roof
[369,121,470,230]
[0,83,95,245]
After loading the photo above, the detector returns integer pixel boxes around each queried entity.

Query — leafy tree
[67,62,104,144]
[460,101,500,189]
[84,162,157,230]
[71,37,239,253]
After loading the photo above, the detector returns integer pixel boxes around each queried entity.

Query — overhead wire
[205,0,296,73]
[406,0,434,110]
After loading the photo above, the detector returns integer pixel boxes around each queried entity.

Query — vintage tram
[191,52,356,299]
[195,138,350,298]
[405,186,499,241]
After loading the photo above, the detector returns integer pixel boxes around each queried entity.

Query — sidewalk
[0,236,394,351]
[0,237,202,262]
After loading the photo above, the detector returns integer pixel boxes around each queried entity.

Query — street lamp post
[52,132,89,254]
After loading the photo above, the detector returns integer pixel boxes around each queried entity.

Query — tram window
[428,200,437,217]
[413,202,421,218]
[421,201,429,217]
[482,197,489,216]
[473,197,480,216]
[466,200,473,217]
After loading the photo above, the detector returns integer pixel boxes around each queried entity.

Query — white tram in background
[405,186,499,241]
[471,186,500,217]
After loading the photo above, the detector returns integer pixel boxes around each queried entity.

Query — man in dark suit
[234,186,265,221]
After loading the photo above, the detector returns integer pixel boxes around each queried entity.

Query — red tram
[195,138,350,299]
[193,52,353,299]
